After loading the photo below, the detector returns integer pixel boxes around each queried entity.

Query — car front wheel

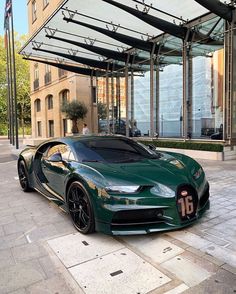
[18,160,32,192]
[67,181,95,234]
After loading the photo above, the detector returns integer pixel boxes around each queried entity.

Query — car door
[41,143,75,197]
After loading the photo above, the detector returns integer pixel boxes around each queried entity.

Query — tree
[0,34,31,136]
[61,100,88,134]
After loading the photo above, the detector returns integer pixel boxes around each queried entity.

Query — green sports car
[17,136,210,235]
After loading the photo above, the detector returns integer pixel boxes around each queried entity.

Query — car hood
[84,152,200,189]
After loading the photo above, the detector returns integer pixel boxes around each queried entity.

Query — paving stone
[0,249,15,269]
[163,283,189,294]
[203,253,225,267]
[25,224,58,243]
[121,235,184,264]
[180,251,218,273]
[186,247,205,257]
[0,202,10,211]
[70,248,171,294]
[221,263,236,275]
[167,230,213,249]
[0,225,4,237]
[170,239,190,250]
[203,244,236,268]
[48,233,125,268]
[183,269,236,294]
[0,214,16,226]
[162,255,211,287]
[0,232,27,250]
[3,219,36,235]
[7,288,27,294]
[53,220,77,236]
[26,274,75,294]
[12,243,47,263]
[38,256,58,279]
[0,263,44,294]
[33,212,66,227]
[201,233,230,247]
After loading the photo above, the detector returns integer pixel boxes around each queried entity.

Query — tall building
[28,0,97,138]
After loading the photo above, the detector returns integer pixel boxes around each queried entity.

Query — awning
[20,0,229,74]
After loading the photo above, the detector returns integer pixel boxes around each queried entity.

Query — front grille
[177,185,198,221]
[112,208,165,225]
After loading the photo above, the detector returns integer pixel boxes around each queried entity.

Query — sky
[0,0,28,36]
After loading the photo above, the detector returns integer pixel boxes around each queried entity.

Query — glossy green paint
[18,136,210,235]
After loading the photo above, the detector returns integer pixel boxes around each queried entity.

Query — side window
[46,144,72,161]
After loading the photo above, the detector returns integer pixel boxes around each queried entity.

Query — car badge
[181,190,188,197]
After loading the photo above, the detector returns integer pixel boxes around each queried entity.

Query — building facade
[28,0,97,138]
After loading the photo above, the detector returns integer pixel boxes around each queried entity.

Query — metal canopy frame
[20,0,231,140]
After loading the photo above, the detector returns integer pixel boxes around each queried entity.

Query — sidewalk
[0,140,235,294]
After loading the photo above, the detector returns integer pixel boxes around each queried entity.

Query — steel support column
[130,69,134,135]
[105,74,110,134]
[125,67,129,137]
[224,10,236,144]
[116,76,121,131]
[90,75,95,133]
[150,43,157,138]
[155,62,160,136]
[182,37,192,139]
[111,73,115,133]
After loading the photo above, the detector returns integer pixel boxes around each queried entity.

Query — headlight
[150,183,175,198]
[105,185,140,194]
[193,167,203,180]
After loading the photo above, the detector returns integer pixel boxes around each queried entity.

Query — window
[32,0,37,23]
[92,86,97,103]
[34,63,39,90]
[45,144,75,161]
[44,64,51,85]
[48,120,54,137]
[58,68,67,79]
[47,95,53,110]
[37,121,42,137]
[63,119,68,137]
[43,0,49,8]
[60,90,69,106]
[73,137,160,163]
[35,99,41,112]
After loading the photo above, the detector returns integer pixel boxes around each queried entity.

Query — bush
[0,124,8,136]
[139,140,224,152]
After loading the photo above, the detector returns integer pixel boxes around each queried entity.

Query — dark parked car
[18,135,210,235]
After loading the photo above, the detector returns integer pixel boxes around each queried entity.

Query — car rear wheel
[67,181,95,234]
[18,161,31,192]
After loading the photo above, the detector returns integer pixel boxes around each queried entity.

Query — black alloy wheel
[67,181,95,234]
[18,161,31,192]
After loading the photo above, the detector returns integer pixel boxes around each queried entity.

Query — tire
[18,160,32,192]
[67,181,95,234]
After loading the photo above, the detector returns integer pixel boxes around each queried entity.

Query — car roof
[39,135,130,146]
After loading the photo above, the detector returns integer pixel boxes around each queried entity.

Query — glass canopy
[20,0,230,74]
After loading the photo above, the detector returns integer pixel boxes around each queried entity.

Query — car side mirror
[49,152,63,162]
[148,144,156,151]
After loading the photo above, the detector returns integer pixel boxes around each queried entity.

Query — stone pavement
[0,139,235,294]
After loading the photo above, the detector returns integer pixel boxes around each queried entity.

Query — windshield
[73,137,161,163]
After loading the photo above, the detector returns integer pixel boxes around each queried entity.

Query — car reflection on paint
[17,135,210,235]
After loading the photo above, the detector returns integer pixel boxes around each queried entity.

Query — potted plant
[61,100,88,134]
